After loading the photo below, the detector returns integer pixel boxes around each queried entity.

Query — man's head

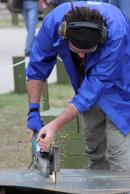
[60,6,107,52]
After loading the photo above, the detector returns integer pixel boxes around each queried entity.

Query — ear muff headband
[58,20,107,44]
[68,22,101,30]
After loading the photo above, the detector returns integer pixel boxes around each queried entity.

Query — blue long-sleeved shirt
[26,1,130,136]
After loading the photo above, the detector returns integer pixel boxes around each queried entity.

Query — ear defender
[58,21,67,39]
[58,21,107,44]
[58,0,108,44]
[100,24,108,44]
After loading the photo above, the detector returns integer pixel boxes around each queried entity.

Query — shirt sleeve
[70,37,125,113]
[26,21,57,81]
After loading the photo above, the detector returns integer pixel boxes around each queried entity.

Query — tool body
[32,132,60,183]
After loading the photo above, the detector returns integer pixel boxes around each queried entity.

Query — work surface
[0,169,130,194]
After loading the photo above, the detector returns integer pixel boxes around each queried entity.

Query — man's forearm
[49,103,79,133]
[27,80,45,104]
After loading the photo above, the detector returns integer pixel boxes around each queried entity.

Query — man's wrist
[28,108,39,114]
[29,103,40,109]
[28,103,40,114]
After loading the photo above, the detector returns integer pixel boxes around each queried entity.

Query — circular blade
[39,157,50,178]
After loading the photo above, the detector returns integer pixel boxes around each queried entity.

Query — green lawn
[0,83,74,169]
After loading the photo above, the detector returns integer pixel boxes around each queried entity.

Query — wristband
[28,108,39,114]
[29,103,40,110]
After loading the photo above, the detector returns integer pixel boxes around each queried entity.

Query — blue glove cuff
[28,111,40,119]
[27,111,44,132]
[29,103,40,110]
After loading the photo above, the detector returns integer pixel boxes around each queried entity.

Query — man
[6,0,39,56]
[22,0,39,56]
[26,1,130,171]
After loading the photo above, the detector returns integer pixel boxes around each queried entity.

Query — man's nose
[78,52,85,58]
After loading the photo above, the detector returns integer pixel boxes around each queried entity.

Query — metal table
[0,169,130,193]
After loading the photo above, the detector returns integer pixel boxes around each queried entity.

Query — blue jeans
[22,1,39,55]
[119,0,130,19]
[87,0,108,2]
[88,0,130,19]
[108,0,130,19]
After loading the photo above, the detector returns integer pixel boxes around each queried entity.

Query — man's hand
[26,103,43,139]
[37,104,79,151]
[37,123,56,152]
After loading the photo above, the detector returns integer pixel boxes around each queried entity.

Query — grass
[48,83,74,107]
[0,83,74,169]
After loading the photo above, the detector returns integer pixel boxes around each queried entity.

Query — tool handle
[32,131,49,155]
[41,133,46,139]
[32,132,40,153]
[40,133,50,154]
[32,123,45,153]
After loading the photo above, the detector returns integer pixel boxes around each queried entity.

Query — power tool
[31,132,60,183]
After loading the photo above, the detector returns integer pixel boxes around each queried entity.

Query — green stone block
[42,82,50,111]
[41,108,84,139]
[55,127,84,140]
[55,140,85,155]
[63,116,82,129]
[41,108,87,168]
[56,58,70,84]
[60,155,88,169]
[41,107,64,117]
[13,56,26,94]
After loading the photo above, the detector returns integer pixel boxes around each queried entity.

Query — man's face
[69,42,97,58]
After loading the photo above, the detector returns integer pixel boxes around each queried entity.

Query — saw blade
[38,155,50,178]
[54,172,57,184]
[32,153,50,178]
[50,171,57,184]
